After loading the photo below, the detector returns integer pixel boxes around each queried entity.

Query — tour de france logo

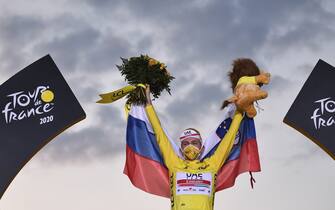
[310,97,335,130]
[2,85,55,125]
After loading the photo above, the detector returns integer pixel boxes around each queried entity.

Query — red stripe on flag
[124,138,260,197]
[123,146,170,198]
[215,139,261,191]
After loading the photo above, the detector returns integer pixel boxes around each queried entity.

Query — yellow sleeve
[205,111,243,171]
[145,105,184,169]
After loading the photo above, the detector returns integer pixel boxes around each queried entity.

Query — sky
[0,0,335,209]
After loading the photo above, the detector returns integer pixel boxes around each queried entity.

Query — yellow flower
[148,58,159,66]
[159,63,166,70]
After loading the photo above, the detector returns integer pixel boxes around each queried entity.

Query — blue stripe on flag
[127,115,165,165]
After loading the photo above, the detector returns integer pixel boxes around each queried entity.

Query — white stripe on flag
[200,103,236,159]
[129,105,183,158]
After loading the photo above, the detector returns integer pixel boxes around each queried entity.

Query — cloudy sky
[0,0,335,209]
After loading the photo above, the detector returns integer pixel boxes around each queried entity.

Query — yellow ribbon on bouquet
[97,83,146,117]
[96,84,146,104]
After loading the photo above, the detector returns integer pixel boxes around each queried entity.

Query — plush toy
[222,58,271,117]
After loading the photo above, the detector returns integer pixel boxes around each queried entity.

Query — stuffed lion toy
[222,58,271,117]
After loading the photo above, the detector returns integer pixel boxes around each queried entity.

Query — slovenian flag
[124,104,260,198]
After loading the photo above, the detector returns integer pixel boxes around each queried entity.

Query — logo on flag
[0,55,86,199]
[284,59,335,160]
[310,97,335,130]
[2,85,55,124]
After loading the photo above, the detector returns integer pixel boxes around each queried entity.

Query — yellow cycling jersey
[146,105,243,210]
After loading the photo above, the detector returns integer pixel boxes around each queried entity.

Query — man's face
[181,138,202,151]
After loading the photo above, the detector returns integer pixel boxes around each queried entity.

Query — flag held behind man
[124,105,260,197]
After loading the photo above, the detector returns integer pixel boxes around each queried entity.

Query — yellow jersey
[145,105,243,210]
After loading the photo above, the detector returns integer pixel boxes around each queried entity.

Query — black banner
[284,59,335,160]
[0,55,86,199]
